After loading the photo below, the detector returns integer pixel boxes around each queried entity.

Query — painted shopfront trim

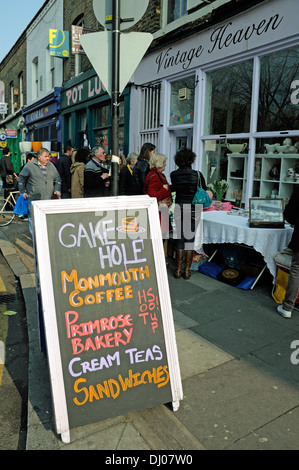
[22,88,62,151]
[61,68,130,155]
[134,0,298,84]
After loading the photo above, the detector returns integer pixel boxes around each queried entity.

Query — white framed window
[32,57,39,100]
[167,0,187,23]
[73,15,84,76]
[47,45,55,90]
[159,0,232,37]
[18,73,24,108]
[201,45,299,206]
[10,81,14,113]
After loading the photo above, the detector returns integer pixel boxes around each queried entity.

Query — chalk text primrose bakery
[136,0,297,82]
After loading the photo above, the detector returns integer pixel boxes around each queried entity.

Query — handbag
[5,174,14,185]
[13,193,28,216]
[192,172,212,208]
[158,196,172,207]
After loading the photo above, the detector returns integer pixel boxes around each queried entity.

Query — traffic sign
[93,0,149,31]
[80,31,153,97]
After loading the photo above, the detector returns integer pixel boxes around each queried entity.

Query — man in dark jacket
[84,145,110,197]
[277,185,299,318]
[56,144,74,198]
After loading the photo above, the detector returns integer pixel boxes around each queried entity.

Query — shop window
[119,101,124,124]
[93,100,125,153]
[205,60,253,135]
[167,0,187,23]
[202,138,249,206]
[252,136,299,205]
[93,103,110,152]
[95,105,110,128]
[258,47,299,132]
[170,76,195,126]
[77,109,87,148]
[50,123,57,141]
[34,126,49,141]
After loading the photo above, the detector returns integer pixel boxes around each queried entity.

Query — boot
[174,249,184,278]
[183,250,194,279]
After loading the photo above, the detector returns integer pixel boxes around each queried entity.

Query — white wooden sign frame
[32,195,183,443]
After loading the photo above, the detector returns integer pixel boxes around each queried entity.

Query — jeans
[174,204,200,250]
[283,250,299,312]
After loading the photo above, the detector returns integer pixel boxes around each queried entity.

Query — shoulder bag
[192,171,212,208]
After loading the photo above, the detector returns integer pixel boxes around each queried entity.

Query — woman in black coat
[133,142,156,194]
[277,185,299,318]
[170,148,207,280]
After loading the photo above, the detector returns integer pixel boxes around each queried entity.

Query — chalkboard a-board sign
[32,195,183,443]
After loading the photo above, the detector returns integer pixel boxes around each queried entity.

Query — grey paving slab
[62,422,150,451]
[172,287,246,325]
[191,302,299,357]
[168,274,206,300]
[172,307,199,332]
[174,356,299,450]
[251,336,299,384]
[175,329,234,380]
[226,406,299,450]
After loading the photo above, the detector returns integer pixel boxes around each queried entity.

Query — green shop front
[61,68,130,155]
[0,114,24,174]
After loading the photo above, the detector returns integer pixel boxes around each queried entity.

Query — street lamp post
[111,0,120,197]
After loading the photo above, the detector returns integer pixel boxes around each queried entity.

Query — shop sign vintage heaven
[134,0,298,83]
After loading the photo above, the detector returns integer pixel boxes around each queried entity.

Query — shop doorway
[168,129,193,175]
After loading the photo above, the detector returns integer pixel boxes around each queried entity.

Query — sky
[0,0,46,62]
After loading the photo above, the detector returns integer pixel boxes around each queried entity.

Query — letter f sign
[49,29,58,45]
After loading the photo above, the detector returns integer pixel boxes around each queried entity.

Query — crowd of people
[0,142,208,280]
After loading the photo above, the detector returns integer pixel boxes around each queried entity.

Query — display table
[194,210,294,280]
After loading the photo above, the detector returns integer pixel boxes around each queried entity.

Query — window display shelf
[226,153,248,202]
[227,153,299,204]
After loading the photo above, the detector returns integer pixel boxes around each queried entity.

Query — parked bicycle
[0,191,20,226]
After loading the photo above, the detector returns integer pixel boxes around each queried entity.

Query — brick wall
[64,0,103,81]
[0,35,27,117]
[63,0,161,82]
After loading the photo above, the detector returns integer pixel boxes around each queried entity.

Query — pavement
[0,223,299,451]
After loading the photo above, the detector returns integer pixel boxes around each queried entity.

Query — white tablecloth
[194,211,294,279]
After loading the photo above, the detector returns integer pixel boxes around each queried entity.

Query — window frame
[32,57,39,100]
[200,45,299,204]
[158,0,232,37]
